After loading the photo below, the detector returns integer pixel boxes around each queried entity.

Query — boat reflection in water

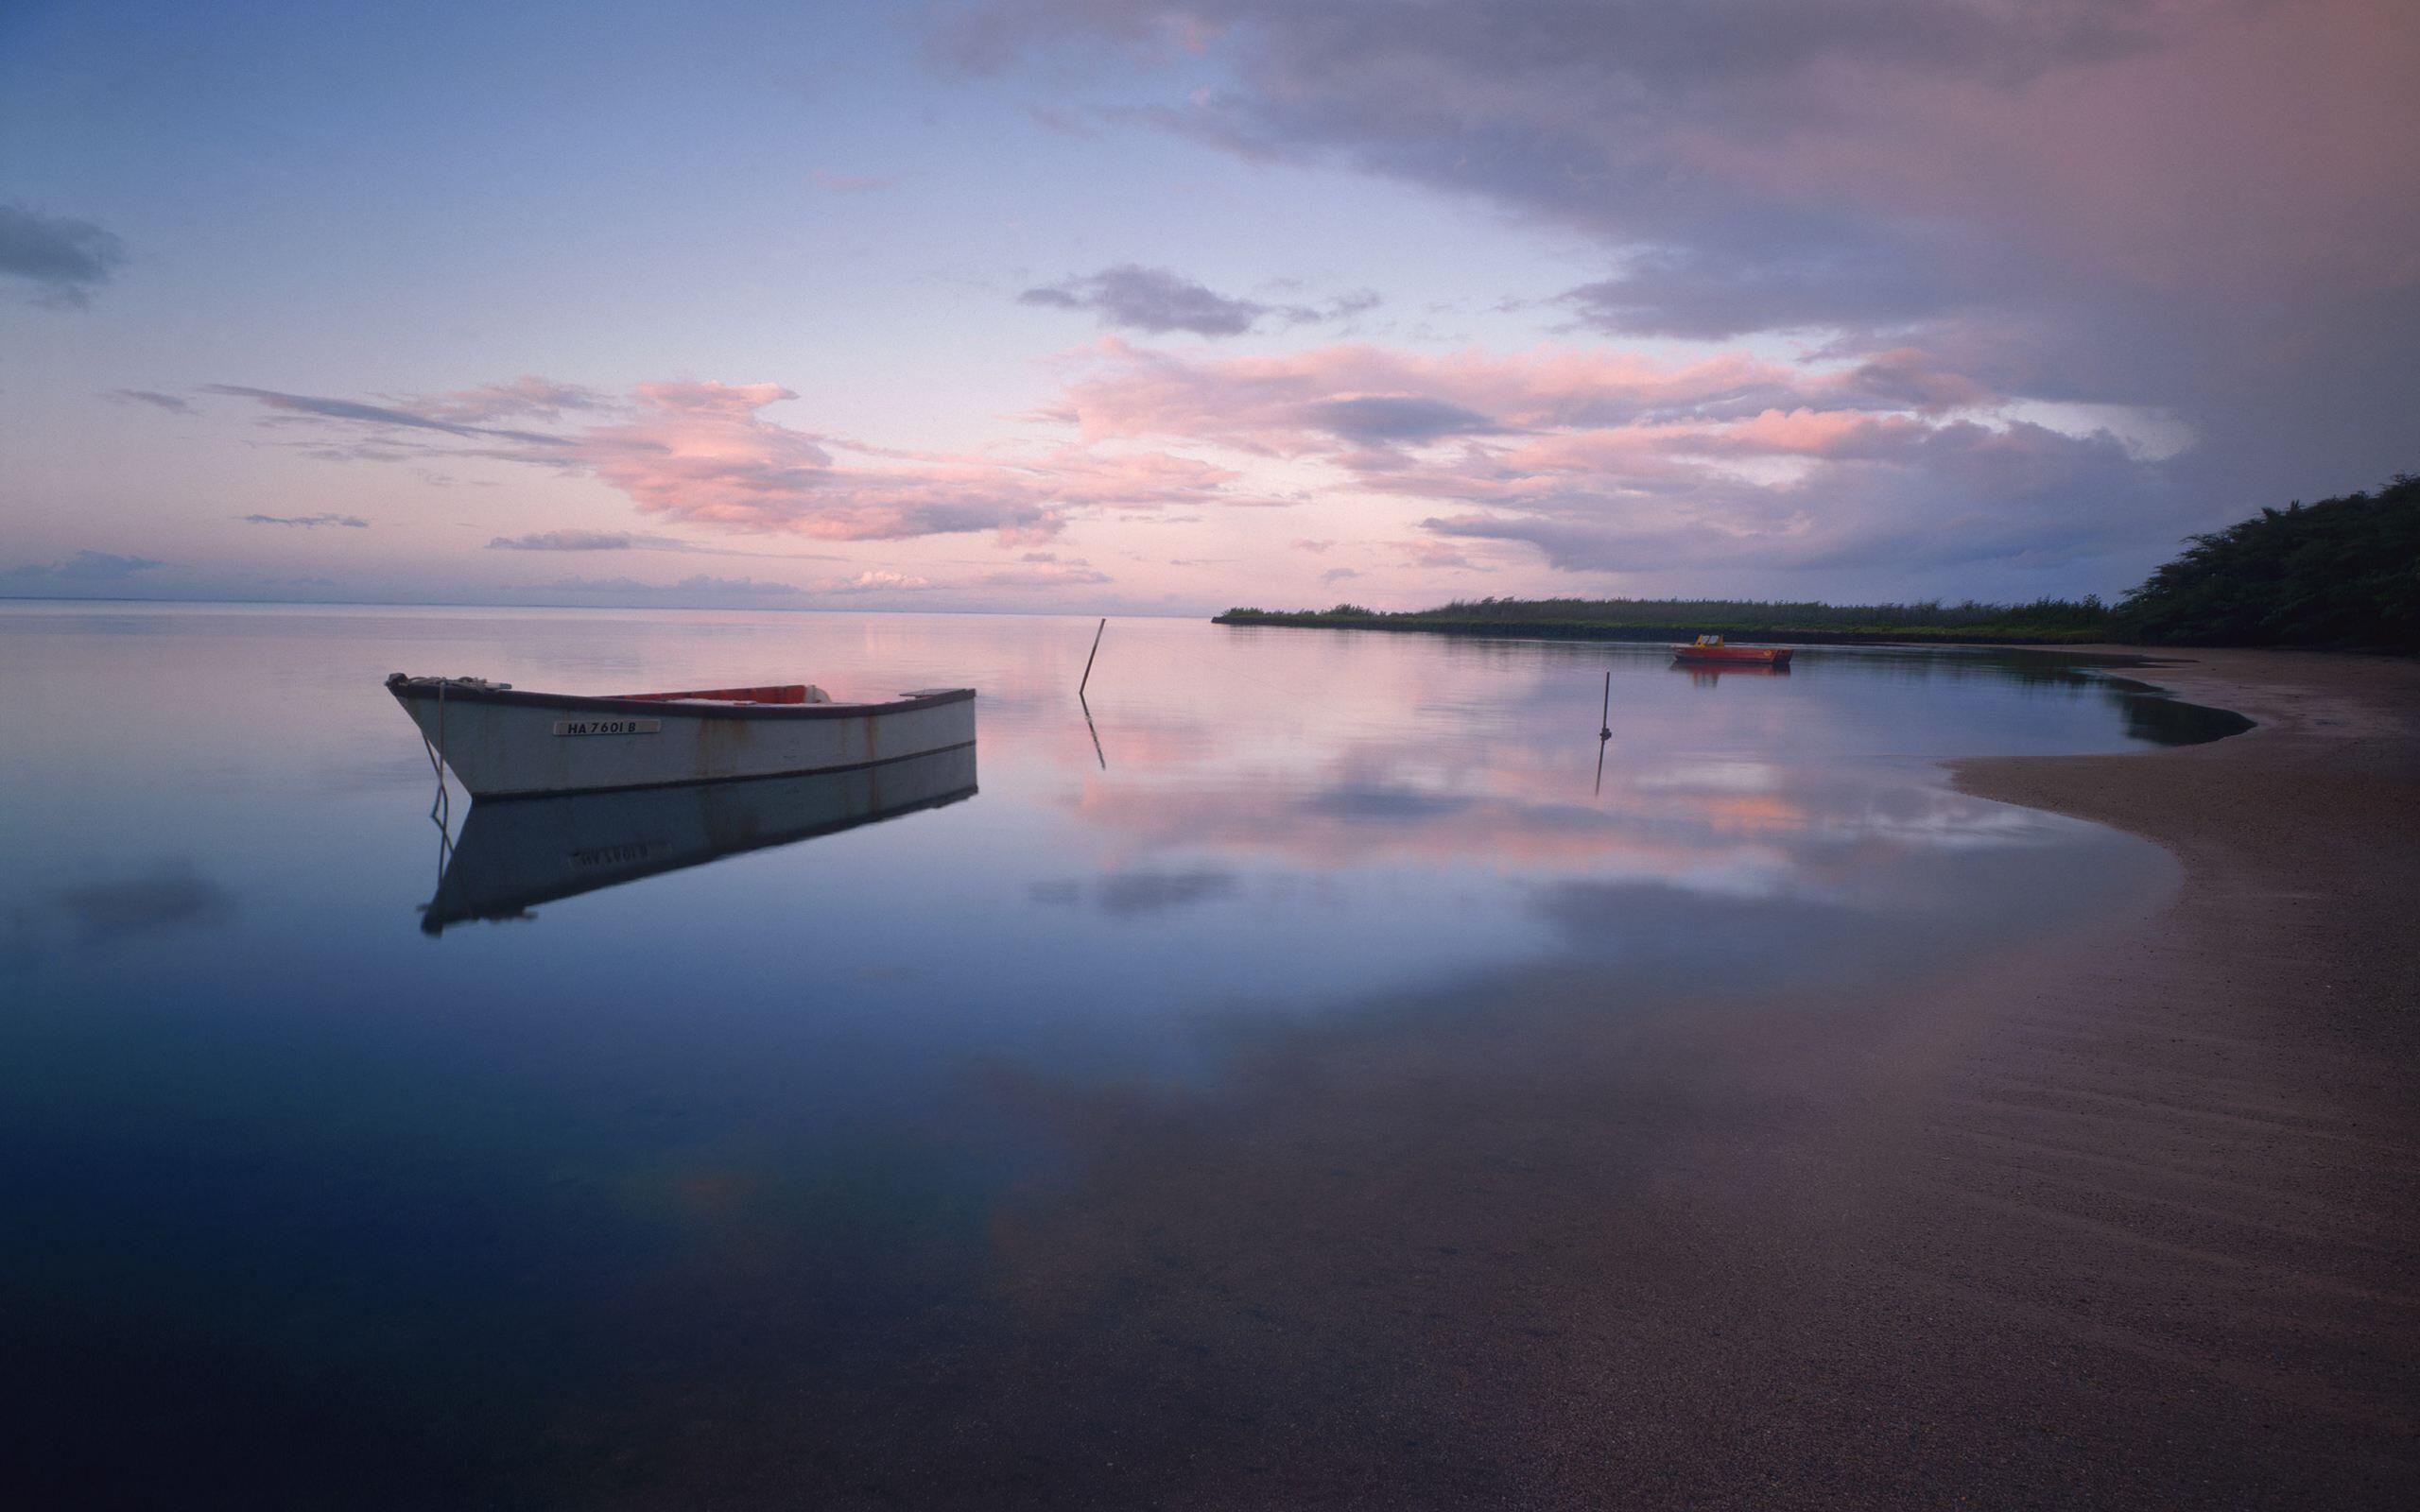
[421,743,977,935]
[1677,662,1791,687]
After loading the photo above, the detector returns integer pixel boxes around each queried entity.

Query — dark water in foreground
[0,605,2242,1503]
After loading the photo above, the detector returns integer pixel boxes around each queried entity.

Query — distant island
[1218,476,2417,652]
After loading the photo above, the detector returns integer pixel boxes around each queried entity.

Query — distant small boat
[388,675,976,799]
[1671,635,1793,667]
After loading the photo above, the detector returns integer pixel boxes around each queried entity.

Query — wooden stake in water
[1080,618,1106,697]
[1595,670,1613,796]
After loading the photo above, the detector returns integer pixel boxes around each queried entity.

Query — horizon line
[0,593,1210,619]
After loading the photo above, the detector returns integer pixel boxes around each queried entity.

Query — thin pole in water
[1594,670,1614,796]
[1080,617,1106,697]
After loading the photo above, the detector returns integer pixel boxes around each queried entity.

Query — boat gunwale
[387,678,975,721]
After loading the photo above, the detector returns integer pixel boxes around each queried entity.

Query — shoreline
[572,648,2419,1507]
[1214,610,2110,645]
[1916,645,2420,1497]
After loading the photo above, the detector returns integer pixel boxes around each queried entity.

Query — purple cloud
[1054,336,2186,586]
[0,204,126,308]
[948,0,2420,580]
[1022,264,1270,335]
[109,389,195,415]
[1301,396,1505,443]
[201,385,571,447]
[243,513,369,528]
[2,550,165,586]
[1022,264,1380,336]
[488,530,672,551]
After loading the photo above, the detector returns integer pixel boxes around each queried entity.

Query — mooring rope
[420,677,448,780]
[422,678,454,874]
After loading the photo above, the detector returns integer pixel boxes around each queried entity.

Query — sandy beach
[1918,647,2420,1503]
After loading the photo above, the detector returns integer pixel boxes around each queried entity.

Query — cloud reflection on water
[0,606,2218,1504]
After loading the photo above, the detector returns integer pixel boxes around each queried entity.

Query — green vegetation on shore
[2108,475,2416,650]
[1218,476,2418,650]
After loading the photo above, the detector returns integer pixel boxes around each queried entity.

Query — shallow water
[0,604,2241,1501]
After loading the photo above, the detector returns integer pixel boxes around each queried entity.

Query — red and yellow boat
[1671,635,1793,667]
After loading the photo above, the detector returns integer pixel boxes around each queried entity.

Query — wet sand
[1921,648,2420,1501]
[589,649,2419,1509]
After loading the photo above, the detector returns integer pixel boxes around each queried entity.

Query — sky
[3,0,2413,614]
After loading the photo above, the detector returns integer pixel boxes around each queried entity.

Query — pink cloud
[1396,539,1487,571]
[821,568,934,593]
[1055,337,1833,452]
[570,389,1285,541]
[217,376,1271,543]
[209,338,2183,590]
[1044,338,2171,576]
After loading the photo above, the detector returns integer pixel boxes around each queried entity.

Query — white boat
[387,674,977,799]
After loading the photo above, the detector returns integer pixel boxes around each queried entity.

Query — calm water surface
[0,604,2239,1503]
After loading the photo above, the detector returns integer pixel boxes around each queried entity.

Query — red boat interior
[614,684,828,705]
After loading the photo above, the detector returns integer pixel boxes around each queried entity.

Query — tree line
[2106,474,2415,649]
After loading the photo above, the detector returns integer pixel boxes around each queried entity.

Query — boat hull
[389,679,977,799]
[1671,645,1794,666]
